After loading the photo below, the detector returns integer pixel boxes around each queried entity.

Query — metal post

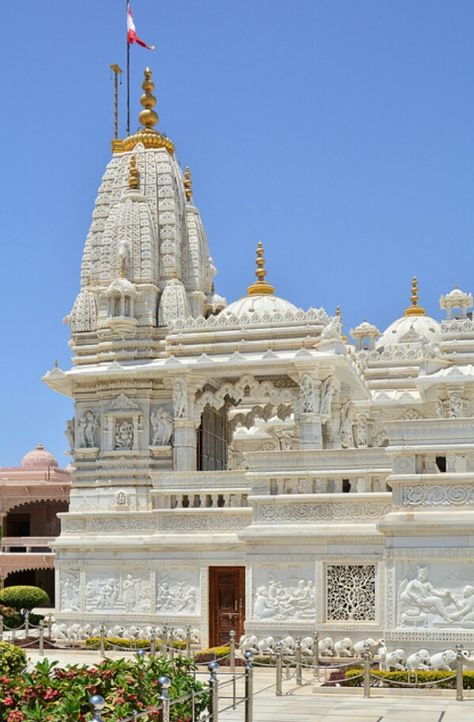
[89,695,105,722]
[295,637,302,686]
[163,624,169,658]
[0,615,3,641]
[313,630,320,678]
[229,630,236,673]
[208,661,219,722]
[186,625,192,657]
[46,614,53,640]
[275,642,283,696]
[456,643,464,702]
[363,649,371,699]
[150,628,156,657]
[99,624,106,658]
[159,675,171,722]
[244,650,254,722]
[22,609,30,638]
[169,627,175,661]
[39,620,44,656]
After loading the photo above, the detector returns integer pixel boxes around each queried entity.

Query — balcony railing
[0,536,55,552]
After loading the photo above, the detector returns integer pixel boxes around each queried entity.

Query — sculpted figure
[448,392,463,418]
[435,399,445,418]
[151,409,173,445]
[115,420,134,449]
[173,379,188,418]
[448,585,474,624]
[300,375,315,413]
[84,410,98,447]
[354,414,368,448]
[340,402,353,448]
[320,376,335,416]
[399,566,453,623]
[65,419,75,450]
[123,574,139,612]
[75,417,86,448]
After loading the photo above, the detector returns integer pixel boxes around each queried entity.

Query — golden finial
[404,275,426,316]
[184,166,193,201]
[138,67,158,131]
[247,242,275,296]
[128,155,139,190]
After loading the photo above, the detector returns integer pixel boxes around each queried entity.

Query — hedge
[194,645,231,663]
[0,585,50,610]
[344,667,474,689]
[85,636,187,651]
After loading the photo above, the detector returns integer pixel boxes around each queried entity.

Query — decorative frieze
[254,498,391,523]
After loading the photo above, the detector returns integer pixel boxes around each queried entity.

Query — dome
[220,294,299,319]
[377,315,441,349]
[219,241,299,320]
[21,443,58,470]
[377,276,441,350]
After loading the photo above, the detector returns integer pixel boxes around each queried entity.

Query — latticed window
[197,405,229,470]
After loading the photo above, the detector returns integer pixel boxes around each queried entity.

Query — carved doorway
[209,567,245,647]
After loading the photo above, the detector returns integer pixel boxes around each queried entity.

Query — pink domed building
[0,444,71,603]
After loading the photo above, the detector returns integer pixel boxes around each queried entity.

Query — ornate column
[172,377,198,471]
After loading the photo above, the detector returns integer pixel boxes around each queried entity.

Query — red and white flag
[127,3,155,50]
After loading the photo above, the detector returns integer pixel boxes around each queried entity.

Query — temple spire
[404,275,426,316]
[247,241,275,296]
[139,67,158,131]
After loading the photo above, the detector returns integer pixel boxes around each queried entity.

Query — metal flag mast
[110,64,123,140]
[126,0,131,135]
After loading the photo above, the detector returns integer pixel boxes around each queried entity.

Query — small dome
[220,294,300,319]
[376,315,441,349]
[21,443,58,470]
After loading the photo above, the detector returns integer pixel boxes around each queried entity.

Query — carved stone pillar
[324,401,342,449]
[172,377,198,471]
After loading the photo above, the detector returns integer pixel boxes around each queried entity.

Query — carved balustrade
[0,536,55,552]
[150,469,250,509]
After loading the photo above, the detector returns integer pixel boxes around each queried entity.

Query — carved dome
[21,443,58,470]
[158,277,191,326]
[376,315,441,350]
[220,294,300,319]
[67,288,97,333]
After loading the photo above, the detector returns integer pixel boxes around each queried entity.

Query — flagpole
[126,0,130,135]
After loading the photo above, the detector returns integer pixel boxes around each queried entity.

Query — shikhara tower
[45,67,474,653]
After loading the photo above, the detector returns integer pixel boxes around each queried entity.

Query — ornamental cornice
[253,498,391,523]
[168,307,328,331]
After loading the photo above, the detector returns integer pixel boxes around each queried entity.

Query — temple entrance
[209,567,245,647]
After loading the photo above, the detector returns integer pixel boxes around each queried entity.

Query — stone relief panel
[396,562,474,630]
[252,564,315,621]
[400,484,474,507]
[156,568,200,616]
[85,571,152,613]
[60,569,80,612]
[326,564,376,622]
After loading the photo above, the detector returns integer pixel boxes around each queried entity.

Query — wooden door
[209,567,245,647]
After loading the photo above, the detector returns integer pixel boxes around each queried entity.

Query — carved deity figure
[320,376,336,416]
[354,414,368,448]
[122,574,139,612]
[96,578,120,608]
[115,420,134,450]
[84,410,98,447]
[448,586,474,624]
[65,419,75,451]
[300,375,315,413]
[448,393,463,419]
[399,566,454,625]
[340,402,353,448]
[150,409,174,446]
[156,581,197,614]
[173,379,188,418]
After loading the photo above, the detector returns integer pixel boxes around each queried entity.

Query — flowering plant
[0,654,208,721]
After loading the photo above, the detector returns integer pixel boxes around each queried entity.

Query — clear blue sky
[1,0,473,467]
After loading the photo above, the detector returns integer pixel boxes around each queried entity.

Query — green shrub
[84,636,187,651]
[0,585,50,610]
[0,641,27,675]
[194,645,231,663]
[344,667,474,689]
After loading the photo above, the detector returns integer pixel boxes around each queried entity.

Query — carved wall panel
[156,568,200,616]
[59,569,80,612]
[251,564,315,621]
[85,571,152,613]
